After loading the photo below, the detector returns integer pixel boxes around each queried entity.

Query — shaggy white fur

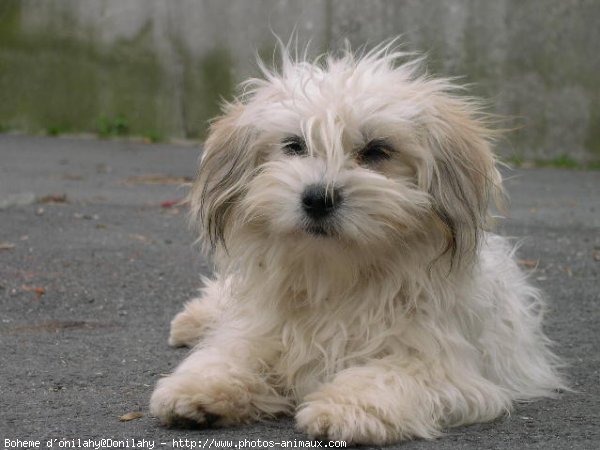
[150,43,565,445]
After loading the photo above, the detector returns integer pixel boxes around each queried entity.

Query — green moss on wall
[585,102,600,157]
[182,48,234,139]
[0,0,21,43]
[0,2,237,141]
[0,3,172,139]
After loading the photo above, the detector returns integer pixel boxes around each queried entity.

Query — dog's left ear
[424,94,503,265]
[188,102,258,252]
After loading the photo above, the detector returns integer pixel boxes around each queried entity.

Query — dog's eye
[357,139,392,165]
[282,136,307,156]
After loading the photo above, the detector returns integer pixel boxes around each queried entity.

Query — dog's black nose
[301,184,342,220]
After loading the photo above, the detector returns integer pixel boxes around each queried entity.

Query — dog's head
[189,44,502,270]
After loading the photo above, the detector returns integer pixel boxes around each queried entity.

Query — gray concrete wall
[1,0,599,163]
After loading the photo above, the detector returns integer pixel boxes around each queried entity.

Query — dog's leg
[168,297,219,347]
[295,361,509,445]
[168,277,229,347]
[151,333,290,427]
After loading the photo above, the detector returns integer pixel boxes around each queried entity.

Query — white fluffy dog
[150,44,564,445]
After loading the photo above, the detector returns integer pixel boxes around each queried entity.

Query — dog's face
[190,47,501,268]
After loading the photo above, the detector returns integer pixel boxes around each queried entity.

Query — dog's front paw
[296,395,395,445]
[150,371,260,427]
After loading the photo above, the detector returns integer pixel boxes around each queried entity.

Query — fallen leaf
[124,174,192,185]
[37,194,68,204]
[593,251,600,262]
[0,242,16,251]
[160,199,183,208]
[21,285,46,298]
[517,259,539,268]
[119,412,144,422]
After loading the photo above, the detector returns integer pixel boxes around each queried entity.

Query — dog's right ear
[188,103,258,252]
[423,92,503,268]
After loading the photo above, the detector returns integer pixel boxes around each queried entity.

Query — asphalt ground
[1,135,599,449]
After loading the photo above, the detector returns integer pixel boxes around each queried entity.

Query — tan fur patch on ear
[187,103,258,252]
[425,94,504,265]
